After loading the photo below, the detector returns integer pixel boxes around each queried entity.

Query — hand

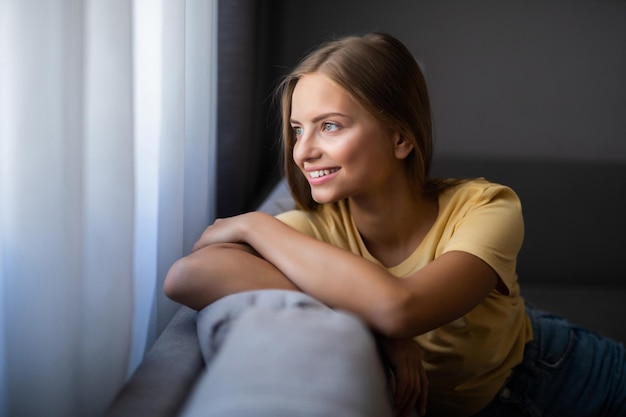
[192,212,263,252]
[378,336,428,417]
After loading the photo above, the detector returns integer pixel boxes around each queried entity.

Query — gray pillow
[181,290,392,417]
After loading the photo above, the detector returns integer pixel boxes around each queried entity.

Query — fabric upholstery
[105,307,202,417]
[181,290,392,417]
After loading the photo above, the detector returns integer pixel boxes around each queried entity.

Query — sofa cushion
[181,290,392,417]
[105,306,203,417]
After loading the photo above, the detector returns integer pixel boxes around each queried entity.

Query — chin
[311,191,345,205]
[311,196,332,205]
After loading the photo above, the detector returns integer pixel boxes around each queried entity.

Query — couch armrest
[105,306,203,417]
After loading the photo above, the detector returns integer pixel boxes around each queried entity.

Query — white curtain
[0,0,217,416]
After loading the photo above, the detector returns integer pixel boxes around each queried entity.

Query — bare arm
[164,216,431,415]
[164,242,299,310]
[187,211,498,338]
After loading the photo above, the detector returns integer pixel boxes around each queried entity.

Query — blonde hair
[277,33,444,210]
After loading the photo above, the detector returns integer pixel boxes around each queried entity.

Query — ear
[392,132,414,160]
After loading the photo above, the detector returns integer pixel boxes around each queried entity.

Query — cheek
[340,134,390,166]
[332,137,364,163]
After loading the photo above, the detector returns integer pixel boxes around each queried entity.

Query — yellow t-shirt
[276,179,533,417]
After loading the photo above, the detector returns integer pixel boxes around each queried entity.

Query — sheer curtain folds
[0,1,217,416]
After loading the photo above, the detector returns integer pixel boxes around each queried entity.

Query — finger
[192,233,212,252]
[407,375,421,417]
[192,225,213,252]
[416,365,428,416]
[191,239,205,253]
[391,367,410,407]
[393,368,418,417]
[397,387,419,417]
[395,389,419,417]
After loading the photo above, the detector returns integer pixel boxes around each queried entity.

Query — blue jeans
[474,304,626,417]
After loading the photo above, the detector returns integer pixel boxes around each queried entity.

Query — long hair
[276,33,446,210]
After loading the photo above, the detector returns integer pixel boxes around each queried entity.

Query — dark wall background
[248,1,626,286]
[217,0,625,216]
[267,0,626,162]
[216,0,283,217]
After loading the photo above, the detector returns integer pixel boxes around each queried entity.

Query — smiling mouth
[309,168,339,179]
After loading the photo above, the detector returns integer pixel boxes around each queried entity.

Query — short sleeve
[275,203,364,255]
[275,210,324,240]
[443,185,524,291]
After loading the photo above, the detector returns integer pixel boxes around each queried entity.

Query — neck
[349,186,438,267]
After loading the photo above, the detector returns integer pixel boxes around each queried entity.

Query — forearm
[243,213,409,332]
[164,242,300,310]
[189,212,497,337]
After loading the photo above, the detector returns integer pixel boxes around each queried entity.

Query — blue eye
[323,122,339,132]
[293,126,303,137]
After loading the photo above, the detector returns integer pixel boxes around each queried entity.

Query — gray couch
[106,157,626,417]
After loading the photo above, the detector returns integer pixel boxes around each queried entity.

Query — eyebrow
[290,112,351,125]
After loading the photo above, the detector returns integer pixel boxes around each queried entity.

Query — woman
[165,33,625,417]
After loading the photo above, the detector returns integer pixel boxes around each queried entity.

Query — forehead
[291,73,361,118]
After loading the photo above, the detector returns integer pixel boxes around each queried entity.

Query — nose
[292,129,321,165]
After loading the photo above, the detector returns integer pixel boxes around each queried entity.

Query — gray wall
[271,0,626,162]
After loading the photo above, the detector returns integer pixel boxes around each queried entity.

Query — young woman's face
[290,73,405,205]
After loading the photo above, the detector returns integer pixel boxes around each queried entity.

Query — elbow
[163,257,191,304]
[376,315,416,339]
[163,243,237,310]
[371,290,419,339]
[163,254,209,310]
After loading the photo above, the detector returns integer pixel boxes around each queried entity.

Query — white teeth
[309,169,337,178]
